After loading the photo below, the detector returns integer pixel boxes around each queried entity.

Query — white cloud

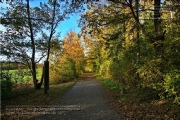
[0,24,6,32]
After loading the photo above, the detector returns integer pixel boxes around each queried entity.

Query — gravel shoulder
[27,73,122,120]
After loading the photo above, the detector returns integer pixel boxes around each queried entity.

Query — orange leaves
[63,31,84,61]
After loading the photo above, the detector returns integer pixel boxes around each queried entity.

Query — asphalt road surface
[27,73,122,120]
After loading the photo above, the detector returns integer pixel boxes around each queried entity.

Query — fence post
[44,61,49,94]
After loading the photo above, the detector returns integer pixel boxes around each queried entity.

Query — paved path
[28,73,122,120]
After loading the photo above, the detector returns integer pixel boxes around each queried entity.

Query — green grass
[96,74,121,90]
[2,68,42,84]
[96,74,159,103]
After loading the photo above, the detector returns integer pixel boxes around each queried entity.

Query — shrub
[50,57,76,84]
[164,70,180,103]
[1,71,14,99]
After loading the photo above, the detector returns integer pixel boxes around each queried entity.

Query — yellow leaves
[86,11,92,17]
[124,37,135,48]
[63,31,84,61]
[153,100,166,106]
[162,13,170,19]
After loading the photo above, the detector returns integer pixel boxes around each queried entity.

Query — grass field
[1,68,43,100]
[2,68,42,84]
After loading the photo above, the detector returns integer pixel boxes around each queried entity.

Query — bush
[109,61,123,82]
[50,57,76,84]
[109,58,138,89]
[137,58,163,88]
[1,71,14,99]
[99,60,111,77]
[164,70,180,103]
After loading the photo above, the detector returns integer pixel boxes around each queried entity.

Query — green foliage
[164,70,180,102]
[109,61,122,81]
[50,57,76,84]
[0,69,42,99]
[137,59,162,87]
[0,62,19,70]
[99,59,111,77]
[1,68,41,86]
[96,75,122,90]
[1,71,14,99]
[109,46,139,88]
[80,1,180,104]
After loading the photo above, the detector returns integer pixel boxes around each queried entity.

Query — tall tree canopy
[79,0,180,102]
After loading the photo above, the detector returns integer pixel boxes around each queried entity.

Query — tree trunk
[154,0,162,55]
[27,0,37,89]
[36,0,56,89]
[154,0,166,81]
[136,0,140,62]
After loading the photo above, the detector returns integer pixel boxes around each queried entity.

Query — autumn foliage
[49,31,84,84]
[80,0,180,104]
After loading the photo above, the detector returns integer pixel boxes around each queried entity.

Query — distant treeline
[1,61,19,70]
[1,61,43,70]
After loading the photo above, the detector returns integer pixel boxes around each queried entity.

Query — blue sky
[30,0,81,40]
[0,0,82,40]
[29,0,82,40]
[0,1,82,62]
[58,14,81,40]
[0,0,168,40]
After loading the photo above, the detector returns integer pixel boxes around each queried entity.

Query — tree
[0,0,85,89]
[63,31,84,76]
[80,0,180,102]
[49,31,84,83]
